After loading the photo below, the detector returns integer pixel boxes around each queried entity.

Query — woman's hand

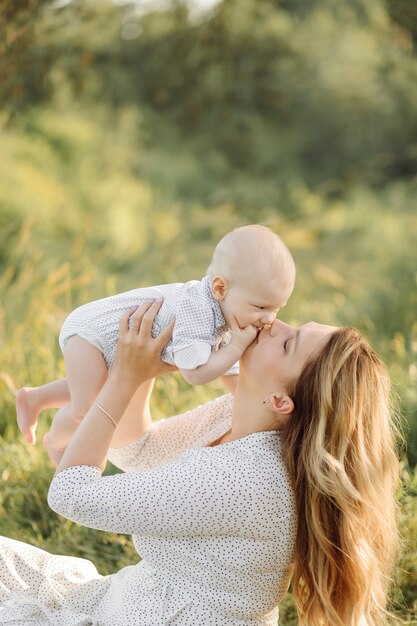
[111,299,177,388]
[55,299,176,473]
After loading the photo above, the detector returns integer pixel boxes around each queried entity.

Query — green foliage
[5,0,417,199]
[34,0,416,197]
[393,463,417,621]
[385,0,417,47]
[0,0,53,120]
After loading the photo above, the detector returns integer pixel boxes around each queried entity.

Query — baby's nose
[261,312,276,326]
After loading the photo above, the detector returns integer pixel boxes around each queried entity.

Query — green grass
[0,104,416,622]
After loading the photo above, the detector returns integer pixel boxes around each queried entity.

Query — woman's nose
[269,319,293,337]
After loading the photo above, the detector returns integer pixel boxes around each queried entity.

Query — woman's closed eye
[283,330,300,353]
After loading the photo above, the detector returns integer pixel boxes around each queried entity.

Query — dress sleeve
[47,448,253,537]
[107,394,233,473]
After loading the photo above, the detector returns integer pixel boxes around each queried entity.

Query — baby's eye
[283,338,289,352]
[256,306,266,310]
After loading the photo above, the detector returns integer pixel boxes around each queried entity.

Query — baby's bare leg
[16,379,70,445]
[43,337,108,466]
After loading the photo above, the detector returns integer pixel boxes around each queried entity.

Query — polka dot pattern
[0,395,296,625]
[58,276,239,375]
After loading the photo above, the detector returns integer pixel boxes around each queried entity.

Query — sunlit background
[1,0,416,621]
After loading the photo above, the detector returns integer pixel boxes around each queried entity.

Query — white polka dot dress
[59,277,239,375]
[0,395,297,625]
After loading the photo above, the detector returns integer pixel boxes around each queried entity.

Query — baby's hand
[228,315,258,354]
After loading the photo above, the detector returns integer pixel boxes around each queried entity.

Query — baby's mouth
[255,323,272,339]
[256,326,270,343]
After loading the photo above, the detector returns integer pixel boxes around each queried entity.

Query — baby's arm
[181,343,241,385]
[181,318,257,385]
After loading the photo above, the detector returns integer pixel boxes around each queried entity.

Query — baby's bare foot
[16,387,41,445]
[43,434,64,468]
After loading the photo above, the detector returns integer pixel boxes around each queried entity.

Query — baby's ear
[211,276,228,300]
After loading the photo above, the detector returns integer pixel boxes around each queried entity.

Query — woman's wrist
[107,368,144,397]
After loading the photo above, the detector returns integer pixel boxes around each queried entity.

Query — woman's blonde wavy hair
[283,326,400,626]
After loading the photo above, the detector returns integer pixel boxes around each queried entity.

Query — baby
[16,225,295,463]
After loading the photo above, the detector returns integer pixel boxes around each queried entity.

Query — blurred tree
[0,0,53,121]
[106,0,417,189]
[2,0,417,191]
[385,0,417,49]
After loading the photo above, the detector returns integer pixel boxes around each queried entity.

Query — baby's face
[222,281,291,329]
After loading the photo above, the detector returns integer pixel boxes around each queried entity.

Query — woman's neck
[227,385,282,443]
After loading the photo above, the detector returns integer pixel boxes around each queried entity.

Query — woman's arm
[108,393,233,472]
[48,435,293,538]
[109,379,154,449]
[56,299,175,473]
[48,447,259,537]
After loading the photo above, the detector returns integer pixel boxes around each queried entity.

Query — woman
[0,300,400,626]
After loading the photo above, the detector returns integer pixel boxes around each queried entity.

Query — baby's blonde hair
[207,225,295,290]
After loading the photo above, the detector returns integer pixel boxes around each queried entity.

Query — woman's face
[241,319,337,393]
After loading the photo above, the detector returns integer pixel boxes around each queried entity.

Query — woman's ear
[211,276,229,301]
[263,392,294,416]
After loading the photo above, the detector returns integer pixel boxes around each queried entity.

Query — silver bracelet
[93,402,117,428]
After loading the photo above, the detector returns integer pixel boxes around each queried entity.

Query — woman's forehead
[297,323,338,356]
[301,321,337,331]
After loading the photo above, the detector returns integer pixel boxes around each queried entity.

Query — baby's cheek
[239,312,253,325]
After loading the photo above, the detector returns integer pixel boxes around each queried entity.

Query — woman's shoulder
[194,393,234,418]
[183,433,296,532]
[165,393,234,445]
[164,393,233,432]
[200,431,294,494]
